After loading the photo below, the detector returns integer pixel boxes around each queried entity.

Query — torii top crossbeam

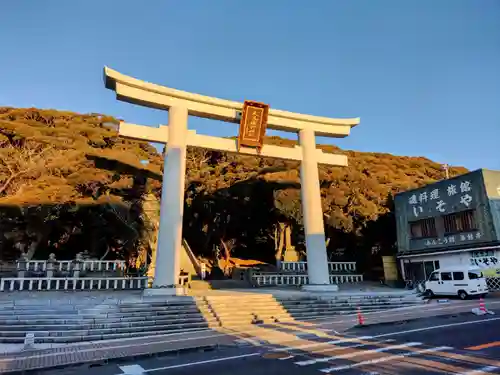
[104,67,359,138]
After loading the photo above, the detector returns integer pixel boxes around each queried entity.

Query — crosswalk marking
[273,335,373,352]
[237,325,500,374]
[295,339,396,366]
[319,345,452,373]
[318,342,422,361]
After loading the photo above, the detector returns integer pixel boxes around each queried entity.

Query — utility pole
[443,163,449,179]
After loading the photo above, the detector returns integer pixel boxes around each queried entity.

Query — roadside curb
[1,338,235,374]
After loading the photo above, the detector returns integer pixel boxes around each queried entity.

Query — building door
[405,262,426,283]
[424,261,436,280]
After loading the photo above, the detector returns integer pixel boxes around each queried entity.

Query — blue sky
[1,0,499,171]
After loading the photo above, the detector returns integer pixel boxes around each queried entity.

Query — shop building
[394,169,500,289]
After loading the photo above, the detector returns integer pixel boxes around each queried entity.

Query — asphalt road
[41,312,500,375]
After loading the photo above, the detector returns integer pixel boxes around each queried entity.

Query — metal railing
[280,261,357,273]
[251,273,363,287]
[0,273,191,292]
[486,277,500,292]
[18,260,126,272]
[0,277,149,291]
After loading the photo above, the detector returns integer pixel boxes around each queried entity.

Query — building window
[443,210,476,234]
[410,218,437,239]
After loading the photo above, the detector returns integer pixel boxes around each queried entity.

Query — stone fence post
[72,253,83,278]
[46,253,56,278]
[17,252,28,278]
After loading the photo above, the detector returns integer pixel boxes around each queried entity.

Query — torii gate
[104,67,360,294]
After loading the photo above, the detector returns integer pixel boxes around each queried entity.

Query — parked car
[424,267,488,300]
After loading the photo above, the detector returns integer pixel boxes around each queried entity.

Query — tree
[0,106,469,274]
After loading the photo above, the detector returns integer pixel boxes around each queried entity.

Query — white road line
[294,339,395,366]
[119,364,146,374]
[273,336,373,352]
[372,316,500,338]
[459,365,500,375]
[113,353,261,374]
[319,346,452,373]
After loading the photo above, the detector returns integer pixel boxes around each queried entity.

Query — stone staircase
[0,290,425,344]
[195,293,294,327]
[278,293,425,320]
[0,298,214,344]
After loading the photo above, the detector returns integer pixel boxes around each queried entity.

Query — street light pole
[443,163,449,179]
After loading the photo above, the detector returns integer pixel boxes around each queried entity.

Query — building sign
[424,231,483,247]
[469,250,499,276]
[408,180,473,218]
[238,100,269,152]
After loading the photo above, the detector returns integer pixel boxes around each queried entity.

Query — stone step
[0,309,203,320]
[280,295,423,301]
[213,311,290,319]
[0,299,197,308]
[0,308,201,318]
[285,303,419,311]
[81,306,201,314]
[0,320,208,338]
[217,317,282,325]
[205,295,278,301]
[206,304,289,312]
[285,304,411,313]
[218,317,292,325]
[205,293,275,301]
[215,312,291,321]
[281,302,422,310]
[280,299,423,307]
[0,302,199,312]
[288,306,404,317]
[0,314,218,326]
[0,327,208,344]
[0,316,209,330]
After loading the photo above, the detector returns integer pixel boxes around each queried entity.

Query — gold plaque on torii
[237,100,269,153]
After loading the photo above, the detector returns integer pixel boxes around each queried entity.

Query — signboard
[423,231,483,247]
[407,179,474,219]
[469,250,500,277]
[238,100,269,152]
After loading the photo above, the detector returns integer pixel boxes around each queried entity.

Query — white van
[424,267,489,300]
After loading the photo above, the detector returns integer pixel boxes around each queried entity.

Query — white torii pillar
[104,67,360,294]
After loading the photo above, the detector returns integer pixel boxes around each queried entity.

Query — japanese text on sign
[408,180,473,217]
[237,100,269,152]
[469,255,499,269]
[424,232,482,247]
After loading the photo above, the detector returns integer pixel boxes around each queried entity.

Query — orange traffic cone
[479,297,487,313]
[357,306,365,326]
